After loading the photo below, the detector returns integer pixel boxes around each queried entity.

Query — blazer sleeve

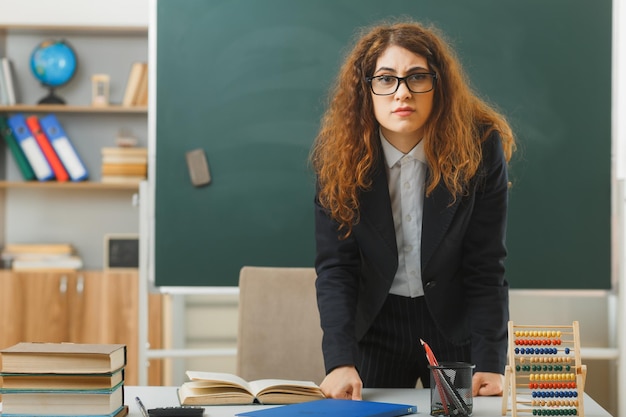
[314,194,362,374]
[421,129,509,375]
[462,130,510,374]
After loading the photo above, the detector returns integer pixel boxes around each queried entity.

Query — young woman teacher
[311,20,516,400]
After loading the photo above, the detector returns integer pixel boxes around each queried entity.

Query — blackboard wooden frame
[152,0,612,289]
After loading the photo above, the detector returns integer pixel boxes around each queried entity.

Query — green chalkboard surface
[154,0,611,289]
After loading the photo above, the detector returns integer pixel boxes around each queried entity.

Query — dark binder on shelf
[236,399,418,417]
[39,114,88,181]
[7,114,53,181]
[0,116,35,180]
[26,115,69,182]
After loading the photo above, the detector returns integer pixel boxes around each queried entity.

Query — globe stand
[38,87,66,105]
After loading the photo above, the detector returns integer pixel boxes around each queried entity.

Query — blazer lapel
[359,155,397,257]
[421,178,460,270]
[358,155,461,270]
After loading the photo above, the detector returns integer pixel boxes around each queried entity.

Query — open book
[178,371,325,405]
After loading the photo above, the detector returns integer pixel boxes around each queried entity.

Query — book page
[248,379,322,397]
[185,371,252,394]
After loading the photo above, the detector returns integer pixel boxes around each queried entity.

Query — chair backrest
[236,266,325,385]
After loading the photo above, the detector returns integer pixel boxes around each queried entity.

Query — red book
[25,115,69,182]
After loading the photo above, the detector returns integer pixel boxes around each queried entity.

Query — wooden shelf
[0,25,147,35]
[0,181,140,190]
[0,105,147,114]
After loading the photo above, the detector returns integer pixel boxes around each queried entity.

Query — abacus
[502,321,587,417]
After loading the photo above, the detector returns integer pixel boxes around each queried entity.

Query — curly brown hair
[310,20,515,237]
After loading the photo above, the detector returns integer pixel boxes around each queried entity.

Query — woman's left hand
[472,372,503,396]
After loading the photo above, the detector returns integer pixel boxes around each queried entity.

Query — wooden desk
[125,386,612,417]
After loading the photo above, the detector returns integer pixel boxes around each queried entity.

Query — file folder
[7,114,53,181]
[0,116,36,180]
[236,399,417,417]
[39,114,88,181]
[26,115,69,182]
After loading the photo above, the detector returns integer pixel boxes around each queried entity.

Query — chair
[236,266,326,385]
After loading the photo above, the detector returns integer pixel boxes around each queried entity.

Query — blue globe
[30,39,77,88]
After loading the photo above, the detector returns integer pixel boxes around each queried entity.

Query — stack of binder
[0,342,128,417]
[100,146,148,184]
[0,113,88,182]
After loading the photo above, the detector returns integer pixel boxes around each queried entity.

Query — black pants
[355,294,470,388]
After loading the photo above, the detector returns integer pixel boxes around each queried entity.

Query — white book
[0,59,8,105]
[1,57,17,105]
[11,254,83,271]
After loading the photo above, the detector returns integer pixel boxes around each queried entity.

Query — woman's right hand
[320,365,363,400]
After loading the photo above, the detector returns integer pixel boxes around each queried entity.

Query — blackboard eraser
[186,148,211,187]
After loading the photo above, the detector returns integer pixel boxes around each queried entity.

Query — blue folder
[39,113,88,181]
[236,399,417,417]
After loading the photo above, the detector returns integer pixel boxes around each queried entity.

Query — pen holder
[429,362,475,416]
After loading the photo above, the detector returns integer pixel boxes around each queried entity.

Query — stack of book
[0,342,128,417]
[1,243,83,271]
[101,147,148,184]
[0,113,88,182]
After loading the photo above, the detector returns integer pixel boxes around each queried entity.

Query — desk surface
[125,386,612,417]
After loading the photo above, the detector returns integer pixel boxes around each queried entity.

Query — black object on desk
[136,396,204,417]
[148,407,204,417]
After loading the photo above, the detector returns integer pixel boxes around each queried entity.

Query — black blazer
[314,130,509,375]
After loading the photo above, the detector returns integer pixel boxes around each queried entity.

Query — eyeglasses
[366,72,437,95]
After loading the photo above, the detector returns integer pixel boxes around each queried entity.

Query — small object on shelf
[30,39,78,105]
[116,128,139,147]
[92,74,111,106]
[104,233,139,269]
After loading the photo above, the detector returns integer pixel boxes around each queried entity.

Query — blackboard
[154,0,612,289]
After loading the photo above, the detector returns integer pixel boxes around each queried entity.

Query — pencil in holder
[429,362,475,416]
